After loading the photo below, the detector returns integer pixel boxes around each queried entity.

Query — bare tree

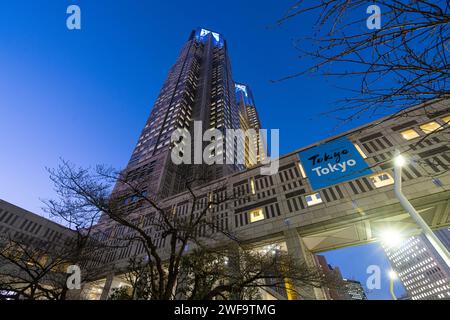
[0,223,106,301]
[0,183,113,301]
[0,232,96,300]
[113,256,153,300]
[274,1,450,121]
[0,236,68,300]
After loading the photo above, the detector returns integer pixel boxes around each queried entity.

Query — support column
[99,273,115,300]
[283,229,325,300]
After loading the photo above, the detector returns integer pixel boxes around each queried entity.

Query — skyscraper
[315,255,368,300]
[383,228,450,300]
[109,28,261,209]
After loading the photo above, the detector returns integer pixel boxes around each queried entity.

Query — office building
[384,228,450,300]
[235,82,265,167]
[315,255,368,300]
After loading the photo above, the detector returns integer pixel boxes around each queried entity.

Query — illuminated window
[370,172,394,188]
[305,193,323,206]
[354,143,367,159]
[297,162,307,178]
[250,178,256,195]
[400,129,420,140]
[249,208,264,223]
[442,115,450,125]
[420,121,441,134]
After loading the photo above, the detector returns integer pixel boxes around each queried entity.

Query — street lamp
[388,270,398,300]
[394,154,406,167]
[393,151,450,268]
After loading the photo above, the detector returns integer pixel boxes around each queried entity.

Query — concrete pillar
[283,229,325,300]
[99,273,115,300]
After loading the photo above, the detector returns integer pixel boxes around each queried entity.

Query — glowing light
[394,154,406,167]
[388,270,398,280]
[380,229,403,248]
[200,29,220,42]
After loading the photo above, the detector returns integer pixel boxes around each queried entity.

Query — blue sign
[298,137,372,190]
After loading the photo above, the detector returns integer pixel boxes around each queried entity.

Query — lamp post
[388,270,398,300]
[393,152,450,268]
[380,229,403,248]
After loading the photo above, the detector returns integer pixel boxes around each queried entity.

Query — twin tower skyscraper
[112,28,264,204]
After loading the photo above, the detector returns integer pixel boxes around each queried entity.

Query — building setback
[235,83,265,167]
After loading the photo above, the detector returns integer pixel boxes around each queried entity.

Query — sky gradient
[0,0,405,299]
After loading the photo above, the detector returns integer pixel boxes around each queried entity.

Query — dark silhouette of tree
[274,1,450,120]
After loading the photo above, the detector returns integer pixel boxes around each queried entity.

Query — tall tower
[111,28,253,204]
[235,83,265,167]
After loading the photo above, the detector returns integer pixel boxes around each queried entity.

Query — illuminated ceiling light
[380,229,403,248]
[250,178,256,195]
[400,129,420,140]
[394,154,406,167]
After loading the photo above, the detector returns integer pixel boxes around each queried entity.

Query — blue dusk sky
[0,1,405,299]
